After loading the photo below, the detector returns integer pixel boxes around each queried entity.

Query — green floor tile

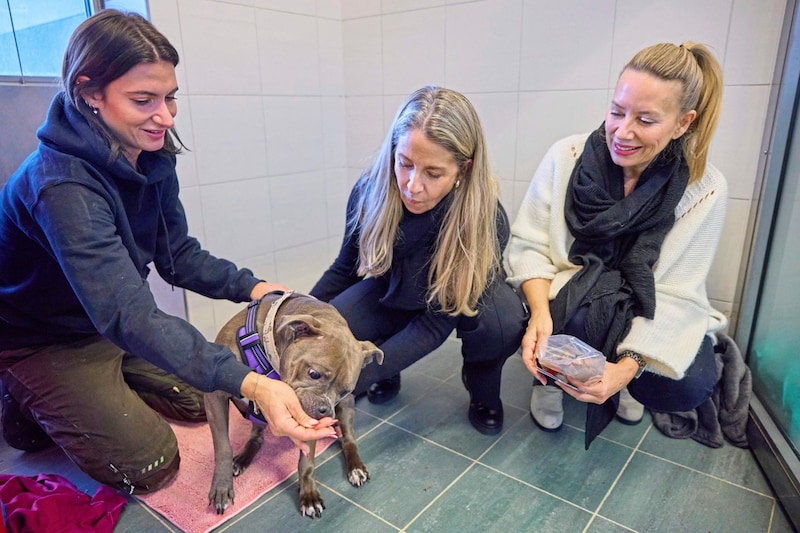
[407,463,593,532]
[600,452,775,532]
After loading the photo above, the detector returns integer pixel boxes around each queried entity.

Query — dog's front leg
[336,395,370,486]
[206,390,236,514]
[297,440,324,518]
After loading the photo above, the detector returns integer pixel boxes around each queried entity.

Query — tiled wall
[149,0,787,340]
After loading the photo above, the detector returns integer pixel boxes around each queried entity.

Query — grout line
[634,448,778,499]
[581,422,652,533]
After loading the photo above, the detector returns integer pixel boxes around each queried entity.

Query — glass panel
[749,103,800,451]
[103,0,149,17]
[0,2,20,77]
[4,0,88,78]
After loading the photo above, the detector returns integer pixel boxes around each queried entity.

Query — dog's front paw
[347,465,370,487]
[208,485,235,515]
[299,489,325,518]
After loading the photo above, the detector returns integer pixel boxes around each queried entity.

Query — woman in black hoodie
[0,10,336,493]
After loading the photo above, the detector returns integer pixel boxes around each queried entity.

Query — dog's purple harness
[237,291,293,425]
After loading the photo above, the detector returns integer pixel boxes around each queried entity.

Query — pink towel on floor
[0,473,126,533]
[137,404,334,533]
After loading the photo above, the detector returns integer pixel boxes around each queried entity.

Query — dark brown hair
[62,9,184,158]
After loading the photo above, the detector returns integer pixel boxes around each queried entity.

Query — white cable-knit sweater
[507,133,728,379]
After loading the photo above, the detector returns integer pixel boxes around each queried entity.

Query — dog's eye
[308,368,321,380]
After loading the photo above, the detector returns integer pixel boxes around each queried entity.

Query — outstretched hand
[242,373,338,456]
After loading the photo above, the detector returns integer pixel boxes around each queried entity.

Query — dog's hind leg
[336,395,370,486]
[233,424,264,474]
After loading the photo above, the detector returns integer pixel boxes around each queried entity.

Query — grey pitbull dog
[205,290,383,518]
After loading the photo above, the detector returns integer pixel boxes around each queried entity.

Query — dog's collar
[261,289,295,373]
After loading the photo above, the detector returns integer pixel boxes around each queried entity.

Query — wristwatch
[619,350,647,379]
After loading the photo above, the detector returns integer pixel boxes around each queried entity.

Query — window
[0,0,149,82]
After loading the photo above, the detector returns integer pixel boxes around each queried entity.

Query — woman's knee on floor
[72,416,181,494]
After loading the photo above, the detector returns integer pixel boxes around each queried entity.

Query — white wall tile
[199,178,274,261]
[275,240,335,292]
[346,95,385,168]
[256,10,321,95]
[177,0,261,94]
[148,0,189,93]
[185,290,217,340]
[383,93,407,130]
[708,197,750,304]
[269,171,329,249]
[318,18,345,95]
[178,186,206,245]
[343,17,383,95]
[519,0,615,91]
[724,0,787,85]
[712,85,771,201]
[189,95,268,184]
[323,167,350,236]
[174,103,198,189]
[341,0,381,19]
[253,0,316,15]
[610,0,732,85]
[322,97,347,168]
[316,0,342,20]
[382,0,447,14]
[262,96,325,175]
[445,0,523,93]
[465,92,518,182]
[514,89,608,184]
[382,8,446,95]
[210,297,246,336]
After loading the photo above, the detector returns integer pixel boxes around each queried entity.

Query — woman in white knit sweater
[506,42,727,447]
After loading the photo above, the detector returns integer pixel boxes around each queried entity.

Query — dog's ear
[276,314,323,344]
[361,341,384,367]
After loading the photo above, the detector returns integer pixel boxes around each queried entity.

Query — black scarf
[550,126,689,449]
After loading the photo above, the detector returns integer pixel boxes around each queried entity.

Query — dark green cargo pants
[0,334,206,494]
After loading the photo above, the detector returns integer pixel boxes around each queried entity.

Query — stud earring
[455,179,461,189]
[84,100,98,115]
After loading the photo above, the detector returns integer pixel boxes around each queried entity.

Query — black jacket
[0,93,253,395]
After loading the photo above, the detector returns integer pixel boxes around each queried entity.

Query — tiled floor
[0,337,795,532]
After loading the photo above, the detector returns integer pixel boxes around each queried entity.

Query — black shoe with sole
[468,402,504,435]
[1,382,54,452]
[366,374,401,404]
[462,365,504,435]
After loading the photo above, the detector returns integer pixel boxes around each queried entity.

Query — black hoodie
[0,93,253,395]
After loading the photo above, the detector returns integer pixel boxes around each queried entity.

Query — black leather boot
[366,374,401,404]
[462,365,504,435]
[1,381,54,452]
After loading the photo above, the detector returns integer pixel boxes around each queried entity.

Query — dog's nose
[316,404,330,417]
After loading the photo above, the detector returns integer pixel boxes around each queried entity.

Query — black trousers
[328,277,529,407]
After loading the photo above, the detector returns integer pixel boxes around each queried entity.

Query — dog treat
[538,335,605,384]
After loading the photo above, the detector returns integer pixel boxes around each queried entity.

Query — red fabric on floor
[0,473,126,533]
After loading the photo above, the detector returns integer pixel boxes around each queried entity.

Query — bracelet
[252,376,261,415]
[619,350,647,379]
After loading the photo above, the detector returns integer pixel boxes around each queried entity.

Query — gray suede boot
[530,383,563,431]
[616,387,644,425]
